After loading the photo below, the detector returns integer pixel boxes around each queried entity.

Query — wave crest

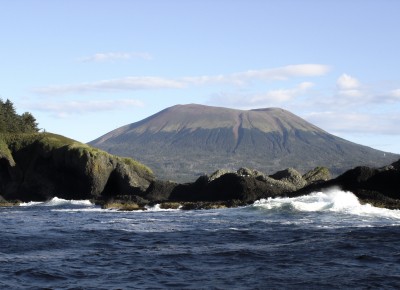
[253,188,400,219]
[20,197,93,207]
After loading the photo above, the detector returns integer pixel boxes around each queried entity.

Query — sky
[2,0,400,153]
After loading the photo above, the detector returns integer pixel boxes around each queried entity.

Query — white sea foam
[253,188,400,219]
[19,197,93,207]
[19,201,44,207]
[144,204,181,211]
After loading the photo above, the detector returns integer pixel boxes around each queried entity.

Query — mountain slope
[89,104,398,182]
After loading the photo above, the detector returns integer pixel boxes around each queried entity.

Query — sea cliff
[0,133,154,202]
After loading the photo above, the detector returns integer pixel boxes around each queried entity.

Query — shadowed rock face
[90,104,399,182]
[142,167,329,204]
[0,133,154,201]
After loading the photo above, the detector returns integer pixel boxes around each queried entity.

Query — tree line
[0,99,39,133]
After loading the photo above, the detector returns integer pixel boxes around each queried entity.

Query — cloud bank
[33,64,330,95]
[34,77,186,95]
[183,64,330,85]
[25,99,144,117]
[209,82,315,108]
[305,111,400,135]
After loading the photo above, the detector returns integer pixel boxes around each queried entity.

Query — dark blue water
[1,190,400,289]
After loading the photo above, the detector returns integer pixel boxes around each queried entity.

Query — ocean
[1,188,400,289]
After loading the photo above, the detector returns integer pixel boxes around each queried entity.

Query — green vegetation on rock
[1,133,154,202]
[0,99,38,134]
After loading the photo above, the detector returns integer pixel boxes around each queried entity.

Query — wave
[144,204,181,211]
[252,188,400,220]
[20,197,93,207]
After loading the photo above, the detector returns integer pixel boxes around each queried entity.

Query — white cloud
[184,64,329,85]
[34,64,329,95]
[389,89,400,100]
[209,82,315,108]
[253,64,330,79]
[79,51,153,62]
[305,111,400,135]
[330,73,366,101]
[34,77,186,95]
[337,73,360,90]
[26,99,144,117]
[326,76,400,107]
[335,73,364,99]
[250,82,314,104]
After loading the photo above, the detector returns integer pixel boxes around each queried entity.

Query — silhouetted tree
[0,98,39,133]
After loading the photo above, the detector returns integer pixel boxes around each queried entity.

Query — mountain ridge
[90,104,399,182]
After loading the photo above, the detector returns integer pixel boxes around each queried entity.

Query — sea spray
[253,188,400,220]
[19,197,93,207]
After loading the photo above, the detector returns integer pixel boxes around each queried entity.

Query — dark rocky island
[1,131,399,210]
[0,100,399,210]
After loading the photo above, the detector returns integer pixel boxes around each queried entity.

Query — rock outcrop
[291,159,400,209]
[302,166,331,184]
[141,161,400,210]
[144,167,328,204]
[0,133,154,202]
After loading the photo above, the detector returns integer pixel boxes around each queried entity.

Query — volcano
[89,104,398,182]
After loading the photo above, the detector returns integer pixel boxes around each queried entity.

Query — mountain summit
[90,104,398,182]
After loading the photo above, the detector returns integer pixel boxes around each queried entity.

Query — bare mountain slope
[90,104,398,182]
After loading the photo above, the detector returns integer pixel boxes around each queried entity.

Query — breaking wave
[252,188,400,220]
[20,197,93,207]
[145,204,182,211]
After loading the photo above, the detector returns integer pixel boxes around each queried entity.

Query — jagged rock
[111,159,400,209]
[144,180,177,202]
[392,159,400,170]
[204,172,293,202]
[269,168,307,190]
[159,202,182,209]
[0,195,19,206]
[102,201,144,211]
[302,167,331,184]
[237,167,254,177]
[355,190,400,209]
[340,164,400,200]
[169,167,305,203]
[208,169,232,181]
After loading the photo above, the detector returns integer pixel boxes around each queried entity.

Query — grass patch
[0,132,153,176]
[0,137,14,163]
[119,157,153,175]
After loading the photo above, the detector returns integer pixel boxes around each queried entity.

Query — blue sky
[2,0,400,153]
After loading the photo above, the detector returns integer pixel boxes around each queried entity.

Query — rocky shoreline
[99,160,400,211]
[1,132,399,210]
